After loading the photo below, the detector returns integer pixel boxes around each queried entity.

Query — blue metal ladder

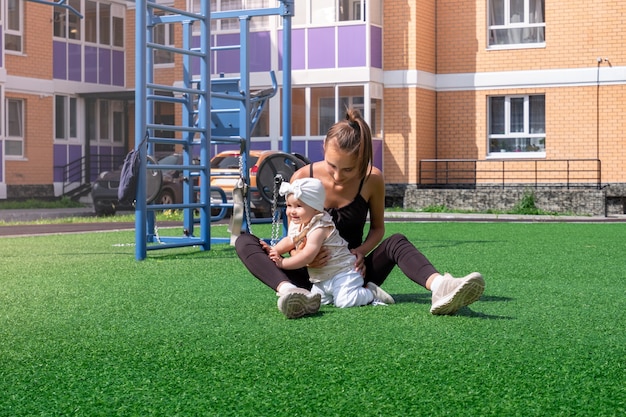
[133,0,294,260]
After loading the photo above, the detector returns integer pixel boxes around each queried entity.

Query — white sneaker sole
[430,273,485,315]
[277,292,321,319]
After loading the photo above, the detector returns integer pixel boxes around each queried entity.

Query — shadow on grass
[392,293,431,305]
[455,307,515,320]
[391,293,515,320]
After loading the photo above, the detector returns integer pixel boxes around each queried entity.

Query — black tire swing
[254,152,310,244]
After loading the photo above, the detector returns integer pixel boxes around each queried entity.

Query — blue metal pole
[239,16,251,233]
[199,0,211,250]
[182,20,194,237]
[281,1,293,154]
[135,0,147,260]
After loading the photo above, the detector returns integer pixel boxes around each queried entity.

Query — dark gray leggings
[235,233,438,291]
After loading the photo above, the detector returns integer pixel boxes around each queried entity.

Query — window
[251,105,269,137]
[87,99,125,143]
[339,0,364,22]
[112,102,124,143]
[5,0,23,52]
[488,0,544,47]
[83,0,123,46]
[153,12,175,65]
[99,3,111,45]
[54,1,82,40]
[291,0,378,26]
[488,95,545,155]
[312,0,366,24]
[192,0,269,32]
[313,90,335,136]
[55,96,78,141]
[85,0,97,43]
[6,99,24,157]
[99,101,109,140]
[112,16,124,47]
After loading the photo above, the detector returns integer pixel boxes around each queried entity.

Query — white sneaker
[366,282,395,305]
[277,288,321,319]
[430,272,485,315]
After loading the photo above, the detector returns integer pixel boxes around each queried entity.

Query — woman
[236,109,485,319]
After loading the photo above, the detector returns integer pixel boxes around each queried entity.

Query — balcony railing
[418,159,602,189]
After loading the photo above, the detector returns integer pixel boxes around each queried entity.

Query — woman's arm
[354,168,386,257]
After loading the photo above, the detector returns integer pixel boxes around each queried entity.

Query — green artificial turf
[0,222,624,416]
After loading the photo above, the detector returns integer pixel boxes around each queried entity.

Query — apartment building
[1,0,625,211]
[0,0,135,200]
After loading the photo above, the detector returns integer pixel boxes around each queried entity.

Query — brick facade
[2,0,625,208]
[383,0,626,188]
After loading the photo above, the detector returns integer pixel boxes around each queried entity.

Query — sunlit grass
[0,222,624,416]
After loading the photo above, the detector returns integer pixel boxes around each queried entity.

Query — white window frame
[89,99,125,144]
[55,95,80,142]
[5,0,24,53]
[488,0,545,49]
[54,0,125,82]
[153,12,175,66]
[53,0,82,40]
[487,94,546,158]
[111,101,124,143]
[190,0,270,33]
[5,98,24,158]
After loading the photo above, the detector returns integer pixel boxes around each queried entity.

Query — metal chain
[154,218,162,244]
[238,150,253,236]
[270,177,281,246]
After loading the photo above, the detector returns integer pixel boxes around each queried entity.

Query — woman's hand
[308,245,330,268]
[350,249,366,277]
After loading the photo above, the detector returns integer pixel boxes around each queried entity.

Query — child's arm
[271,226,329,270]
[271,236,295,256]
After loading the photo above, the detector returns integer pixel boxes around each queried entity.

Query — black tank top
[309,164,368,249]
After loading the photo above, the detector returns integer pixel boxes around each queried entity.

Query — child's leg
[311,282,334,305]
[332,270,374,308]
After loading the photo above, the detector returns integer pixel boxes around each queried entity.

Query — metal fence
[418,159,602,189]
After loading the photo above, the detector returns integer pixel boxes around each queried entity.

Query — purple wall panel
[251,141,271,151]
[306,140,324,164]
[112,50,125,86]
[0,142,3,182]
[68,43,82,81]
[84,46,98,83]
[53,41,67,80]
[338,25,366,67]
[281,140,307,158]
[99,48,111,85]
[308,27,335,69]
[89,145,99,181]
[216,33,240,74]
[69,145,83,182]
[99,146,114,172]
[53,144,67,182]
[250,31,271,72]
[278,29,305,71]
[114,146,126,157]
[0,27,3,67]
[371,26,382,69]
[191,36,201,75]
